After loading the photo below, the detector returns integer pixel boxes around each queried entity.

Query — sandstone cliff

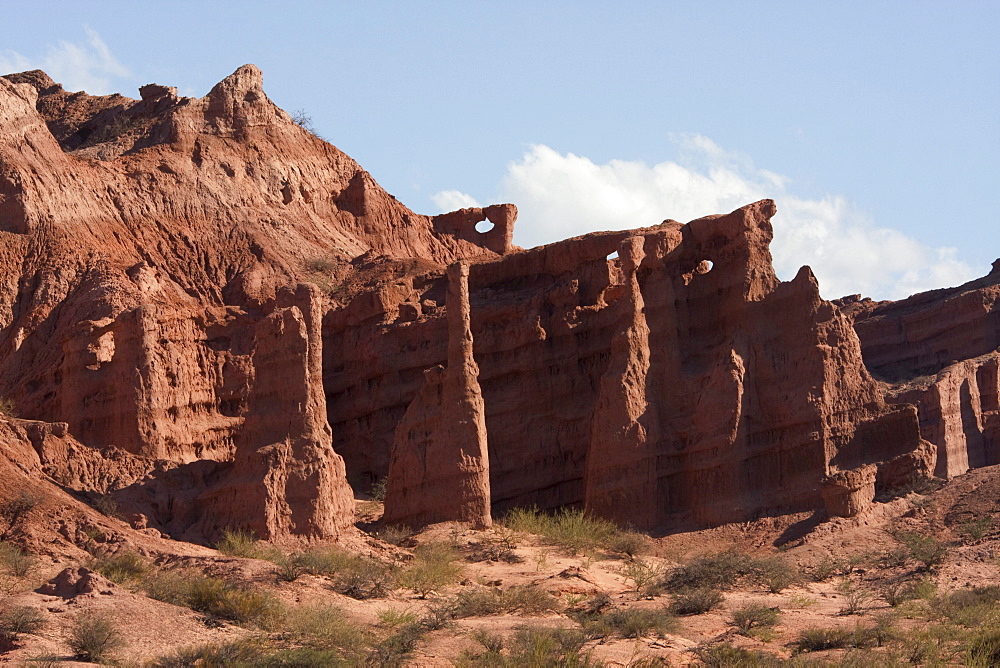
[0,63,991,542]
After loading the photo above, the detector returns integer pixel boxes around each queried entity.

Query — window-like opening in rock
[475,219,495,234]
[607,251,619,261]
[700,259,713,273]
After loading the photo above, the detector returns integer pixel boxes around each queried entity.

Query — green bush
[669,586,724,615]
[0,605,44,643]
[696,642,782,667]
[68,613,123,662]
[586,607,677,639]
[967,628,1000,668]
[0,541,34,577]
[730,603,780,633]
[214,528,262,558]
[894,531,948,570]
[150,639,265,667]
[375,524,414,547]
[503,506,618,554]
[933,585,1000,626]
[459,626,594,667]
[397,542,462,597]
[143,569,282,627]
[793,627,855,653]
[0,397,17,417]
[88,550,150,584]
[454,585,559,617]
[958,517,993,543]
[618,557,663,594]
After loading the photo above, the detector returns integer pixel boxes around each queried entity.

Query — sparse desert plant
[894,530,948,570]
[502,506,618,554]
[293,545,354,576]
[618,557,663,594]
[214,527,262,558]
[149,639,266,667]
[467,530,522,563]
[966,628,1000,668]
[0,493,39,538]
[751,555,801,593]
[793,627,855,653]
[88,550,150,584]
[397,541,462,598]
[460,626,593,667]
[369,476,387,502]
[958,516,994,543]
[90,494,120,519]
[335,557,395,599]
[608,530,649,557]
[932,585,1000,626]
[377,606,419,629]
[68,613,124,662]
[591,607,677,639]
[811,554,851,581]
[454,584,559,617]
[144,569,282,627]
[730,602,780,634]
[282,603,370,652]
[0,605,44,644]
[291,109,317,134]
[882,579,918,607]
[366,620,426,665]
[838,579,875,615]
[669,586,724,615]
[696,642,782,667]
[376,523,414,547]
[0,541,34,577]
[662,549,759,592]
[0,396,17,417]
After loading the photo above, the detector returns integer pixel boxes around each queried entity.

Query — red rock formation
[849,265,1000,480]
[382,262,492,529]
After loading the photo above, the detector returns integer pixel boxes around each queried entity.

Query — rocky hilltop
[0,65,997,553]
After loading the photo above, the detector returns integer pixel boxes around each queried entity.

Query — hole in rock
[698,259,713,274]
[475,219,495,234]
[606,251,619,261]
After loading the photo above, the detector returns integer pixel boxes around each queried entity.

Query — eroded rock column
[383,261,492,528]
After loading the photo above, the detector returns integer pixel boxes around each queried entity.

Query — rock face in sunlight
[0,63,993,542]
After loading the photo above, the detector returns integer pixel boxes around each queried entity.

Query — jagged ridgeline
[0,65,998,548]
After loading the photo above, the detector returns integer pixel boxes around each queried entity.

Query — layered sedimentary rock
[1,62,983,540]
[382,262,492,528]
[848,266,1000,480]
[0,65,511,542]
[329,200,930,529]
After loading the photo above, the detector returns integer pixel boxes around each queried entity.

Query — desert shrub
[366,621,425,666]
[751,556,800,593]
[335,558,395,599]
[793,627,855,653]
[618,557,663,594]
[90,494,120,519]
[696,642,782,667]
[377,607,419,629]
[68,613,123,662]
[608,530,649,558]
[468,530,522,563]
[454,585,559,617]
[882,579,919,607]
[894,531,948,570]
[273,553,304,582]
[293,546,354,576]
[0,493,38,538]
[811,554,851,581]
[503,506,618,554]
[966,628,1000,668]
[282,604,369,655]
[0,605,44,644]
[0,542,34,577]
[730,602,780,634]
[291,109,318,134]
[88,550,150,584]
[215,528,262,558]
[588,607,677,639]
[662,550,747,592]
[669,586,724,615]
[459,626,593,667]
[958,516,994,543]
[397,541,462,597]
[150,639,266,667]
[369,476,387,502]
[933,585,1000,626]
[376,523,414,547]
[0,397,17,417]
[838,579,875,615]
[144,569,282,627]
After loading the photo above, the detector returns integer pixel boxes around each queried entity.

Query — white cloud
[431,189,481,212]
[434,136,976,300]
[0,27,129,95]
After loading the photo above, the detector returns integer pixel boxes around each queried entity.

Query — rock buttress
[382,261,492,528]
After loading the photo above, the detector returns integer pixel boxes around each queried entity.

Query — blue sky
[3,1,997,299]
